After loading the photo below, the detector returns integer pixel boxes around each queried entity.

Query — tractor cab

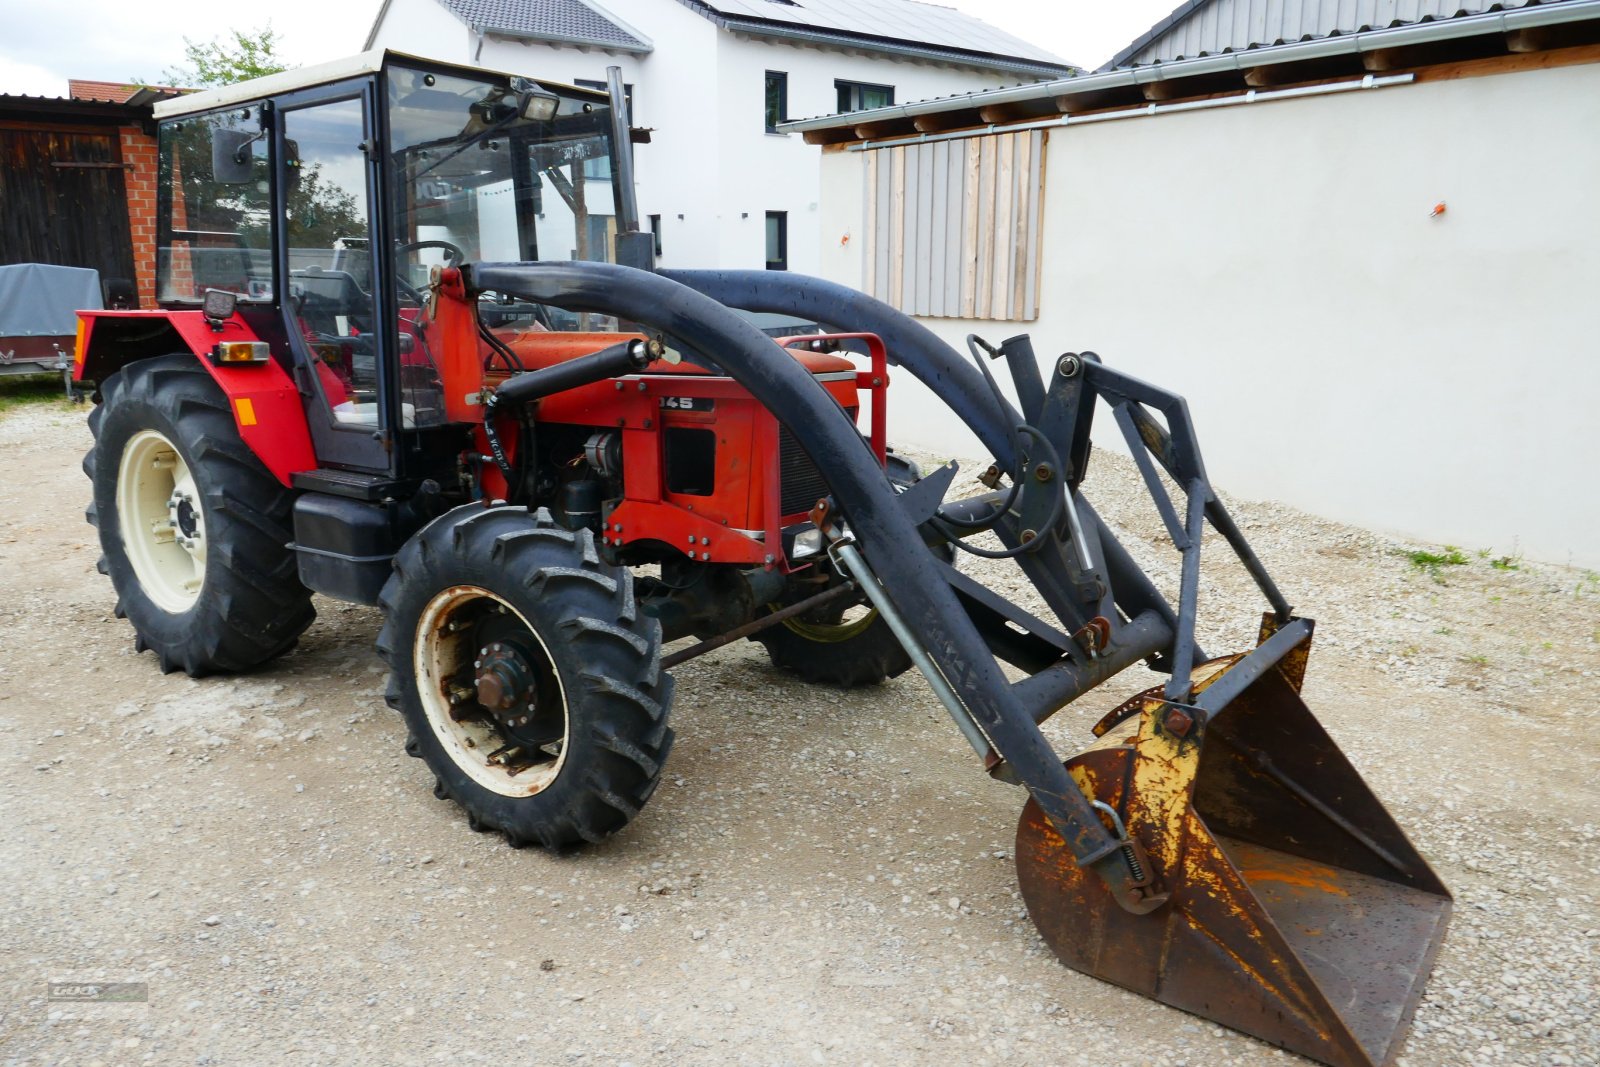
[148,50,625,478]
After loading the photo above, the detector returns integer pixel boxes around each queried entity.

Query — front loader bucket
[1016,647,1451,1067]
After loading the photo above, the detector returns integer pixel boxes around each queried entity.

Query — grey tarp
[0,263,102,338]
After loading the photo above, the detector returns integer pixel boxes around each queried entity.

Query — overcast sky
[0,0,1177,97]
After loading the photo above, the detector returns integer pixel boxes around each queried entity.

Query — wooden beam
[1505,26,1556,54]
[977,103,1020,124]
[1243,63,1294,87]
[803,128,857,147]
[912,111,977,134]
[1140,80,1184,101]
[1361,48,1406,72]
[852,119,905,141]
[1414,40,1600,82]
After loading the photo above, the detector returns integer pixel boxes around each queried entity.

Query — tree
[149,25,294,88]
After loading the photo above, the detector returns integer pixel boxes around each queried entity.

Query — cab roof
[152,49,605,120]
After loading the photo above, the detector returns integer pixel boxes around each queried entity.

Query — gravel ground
[1,401,1597,1067]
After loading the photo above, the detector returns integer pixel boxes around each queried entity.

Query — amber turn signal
[211,341,271,365]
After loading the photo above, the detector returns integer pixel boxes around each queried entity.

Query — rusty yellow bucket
[1017,621,1451,1067]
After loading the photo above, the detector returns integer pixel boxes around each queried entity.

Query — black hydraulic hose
[462,260,1127,882]
[481,338,658,493]
[932,430,1064,560]
[657,269,1023,469]
[927,337,1063,559]
[480,406,516,488]
[934,335,1033,533]
[479,319,524,373]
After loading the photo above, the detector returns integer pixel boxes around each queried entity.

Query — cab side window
[282,99,380,422]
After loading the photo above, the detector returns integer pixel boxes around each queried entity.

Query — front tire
[85,356,315,675]
[377,506,673,849]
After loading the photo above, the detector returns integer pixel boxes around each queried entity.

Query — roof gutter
[841,73,1415,151]
[477,24,653,54]
[718,19,1073,80]
[781,0,1600,133]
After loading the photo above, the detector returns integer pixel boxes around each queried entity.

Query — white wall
[371,0,1049,273]
[817,62,1600,566]
[713,35,1035,273]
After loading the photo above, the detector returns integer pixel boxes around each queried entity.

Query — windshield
[387,64,620,330]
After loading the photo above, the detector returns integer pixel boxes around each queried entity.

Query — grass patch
[1403,546,1469,581]
[0,376,73,417]
[1489,555,1521,571]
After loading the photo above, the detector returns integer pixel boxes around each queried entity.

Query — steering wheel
[395,239,466,305]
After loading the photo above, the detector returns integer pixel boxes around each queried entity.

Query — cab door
[274,80,392,472]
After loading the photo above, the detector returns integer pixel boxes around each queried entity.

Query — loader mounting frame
[466,261,1449,1067]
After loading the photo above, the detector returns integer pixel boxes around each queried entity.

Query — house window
[836,80,894,114]
[649,214,662,257]
[861,129,1046,321]
[765,211,787,271]
[575,78,633,179]
[764,71,787,132]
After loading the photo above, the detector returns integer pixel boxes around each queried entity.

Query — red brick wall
[119,125,158,307]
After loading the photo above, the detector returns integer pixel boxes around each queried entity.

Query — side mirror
[211,128,255,184]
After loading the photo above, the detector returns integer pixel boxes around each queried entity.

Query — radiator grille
[778,422,835,518]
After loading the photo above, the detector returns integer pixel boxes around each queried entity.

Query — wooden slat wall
[863,129,1045,322]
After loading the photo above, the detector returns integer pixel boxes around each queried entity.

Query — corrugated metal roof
[783,0,1600,137]
[1110,0,1583,68]
[439,0,653,51]
[680,0,1072,71]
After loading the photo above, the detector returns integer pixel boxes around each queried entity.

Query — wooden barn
[0,82,182,310]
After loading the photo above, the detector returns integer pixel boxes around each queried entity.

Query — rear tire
[753,598,911,687]
[751,450,938,688]
[84,356,314,675]
[377,506,672,849]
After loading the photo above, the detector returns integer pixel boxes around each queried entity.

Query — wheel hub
[415,585,571,798]
[475,642,537,724]
[170,492,201,542]
[117,429,206,613]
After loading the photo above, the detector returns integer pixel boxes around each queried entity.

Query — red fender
[77,309,317,486]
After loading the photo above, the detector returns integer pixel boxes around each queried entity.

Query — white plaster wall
[713,35,1034,273]
[818,62,1600,566]
[368,0,475,58]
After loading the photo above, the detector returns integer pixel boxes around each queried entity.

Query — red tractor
[75,51,1450,1067]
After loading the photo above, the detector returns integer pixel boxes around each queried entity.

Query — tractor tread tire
[755,619,912,688]
[377,506,672,851]
[752,454,935,688]
[84,355,314,677]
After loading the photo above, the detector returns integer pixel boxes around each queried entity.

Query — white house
[365,0,1073,274]
[789,0,1600,567]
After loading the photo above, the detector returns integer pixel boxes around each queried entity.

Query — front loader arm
[465,260,1144,905]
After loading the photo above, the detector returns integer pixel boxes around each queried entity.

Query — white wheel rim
[414,585,570,798]
[116,429,207,614]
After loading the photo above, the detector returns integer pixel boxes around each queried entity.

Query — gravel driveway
[1,401,1596,1067]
